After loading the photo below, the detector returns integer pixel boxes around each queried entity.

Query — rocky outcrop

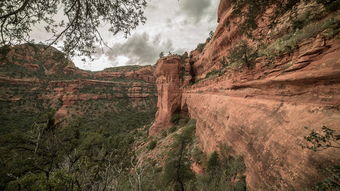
[182,40,340,188]
[149,56,182,135]
[217,0,231,22]
[151,0,340,190]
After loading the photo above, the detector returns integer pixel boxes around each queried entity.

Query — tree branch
[0,0,30,19]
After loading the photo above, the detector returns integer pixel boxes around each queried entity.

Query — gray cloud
[179,0,211,22]
[105,33,174,66]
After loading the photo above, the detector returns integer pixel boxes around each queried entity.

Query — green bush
[168,126,178,133]
[259,15,340,58]
[228,41,257,69]
[196,144,247,191]
[196,43,206,52]
[316,0,340,12]
[148,140,157,150]
[205,69,223,79]
[171,113,181,124]
[162,123,196,191]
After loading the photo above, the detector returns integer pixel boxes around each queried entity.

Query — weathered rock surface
[149,56,182,135]
[151,0,340,190]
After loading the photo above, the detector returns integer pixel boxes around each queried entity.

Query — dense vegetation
[0,110,246,191]
[131,119,248,191]
[0,112,137,190]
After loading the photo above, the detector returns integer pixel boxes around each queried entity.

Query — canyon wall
[150,0,340,190]
[0,44,157,132]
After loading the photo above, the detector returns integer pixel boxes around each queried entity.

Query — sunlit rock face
[149,56,182,136]
[150,0,340,189]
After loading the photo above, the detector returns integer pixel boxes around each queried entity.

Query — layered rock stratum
[150,0,340,190]
[0,44,157,133]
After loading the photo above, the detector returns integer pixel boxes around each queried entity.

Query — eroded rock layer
[151,0,340,190]
[0,44,157,132]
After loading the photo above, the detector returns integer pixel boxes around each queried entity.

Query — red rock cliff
[151,0,340,190]
[149,56,182,135]
[0,44,157,122]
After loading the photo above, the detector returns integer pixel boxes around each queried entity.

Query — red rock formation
[149,56,182,135]
[217,0,231,22]
[0,44,156,122]
[151,0,340,190]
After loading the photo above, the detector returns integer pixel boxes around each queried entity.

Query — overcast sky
[32,0,219,71]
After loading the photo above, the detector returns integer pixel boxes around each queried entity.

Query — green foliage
[205,69,224,79]
[168,126,178,134]
[197,145,247,191]
[195,43,206,53]
[228,41,257,69]
[162,121,196,191]
[171,113,181,124]
[0,99,155,190]
[313,162,340,191]
[230,0,278,34]
[259,15,340,58]
[195,31,214,52]
[316,0,340,12]
[0,0,147,57]
[207,152,219,172]
[148,140,157,150]
[159,52,164,58]
[302,126,340,191]
[179,64,186,81]
[303,126,340,152]
[191,146,205,164]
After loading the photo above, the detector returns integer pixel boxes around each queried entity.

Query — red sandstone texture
[149,56,182,135]
[150,0,340,190]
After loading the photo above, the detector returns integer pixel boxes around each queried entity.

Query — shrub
[171,113,181,124]
[196,144,247,191]
[191,146,205,164]
[228,41,257,68]
[196,43,206,52]
[316,0,340,12]
[205,69,223,79]
[168,126,177,134]
[148,140,157,150]
[259,16,340,58]
[162,123,196,191]
[161,130,168,138]
[234,176,247,191]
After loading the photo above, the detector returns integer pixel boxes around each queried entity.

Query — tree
[228,40,257,68]
[163,122,196,191]
[303,126,340,152]
[0,0,147,57]
[302,126,340,190]
[159,52,164,58]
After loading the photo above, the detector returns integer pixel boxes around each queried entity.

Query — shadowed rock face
[151,0,340,190]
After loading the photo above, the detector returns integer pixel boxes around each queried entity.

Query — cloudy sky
[32,0,219,71]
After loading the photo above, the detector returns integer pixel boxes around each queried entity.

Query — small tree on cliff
[159,52,164,58]
[163,122,196,191]
[228,40,257,68]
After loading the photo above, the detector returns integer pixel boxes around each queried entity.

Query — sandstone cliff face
[0,44,157,128]
[149,56,182,135]
[151,0,340,190]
